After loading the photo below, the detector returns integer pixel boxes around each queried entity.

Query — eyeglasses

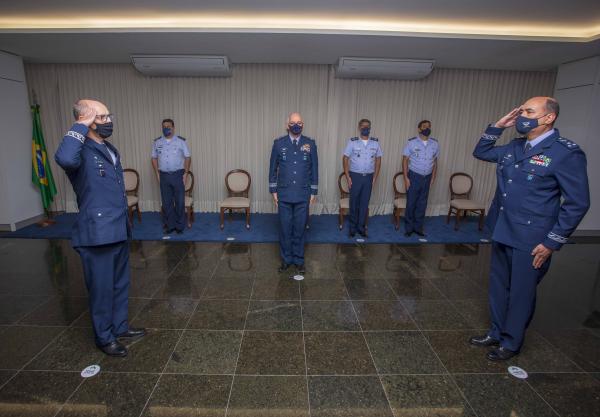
[96,113,114,123]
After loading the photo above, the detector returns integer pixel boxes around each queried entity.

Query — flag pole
[31,91,56,228]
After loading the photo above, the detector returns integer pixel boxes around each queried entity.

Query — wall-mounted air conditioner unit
[131,55,231,77]
[336,57,434,80]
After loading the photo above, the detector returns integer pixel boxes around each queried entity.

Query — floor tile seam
[224,276,256,417]
[299,271,312,417]
[344,278,398,417]
[394,289,482,417]
[136,244,197,417]
[533,330,588,373]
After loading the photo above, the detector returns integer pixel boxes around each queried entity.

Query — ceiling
[1,0,599,71]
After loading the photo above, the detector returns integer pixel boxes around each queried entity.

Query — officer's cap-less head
[520,97,560,126]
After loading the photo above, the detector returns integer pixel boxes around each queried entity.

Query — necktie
[524,143,532,152]
[293,139,298,147]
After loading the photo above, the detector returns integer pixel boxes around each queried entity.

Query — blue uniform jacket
[473,125,590,252]
[55,123,130,247]
[269,135,319,203]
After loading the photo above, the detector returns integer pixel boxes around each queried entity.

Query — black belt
[350,171,373,177]
[159,169,184,174]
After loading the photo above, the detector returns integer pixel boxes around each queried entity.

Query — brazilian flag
[31,105,57,210]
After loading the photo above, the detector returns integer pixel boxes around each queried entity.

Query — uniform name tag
[529,155,551,167]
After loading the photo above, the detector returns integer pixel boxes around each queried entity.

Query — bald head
[286,112,303,125]
[73,99,108,121]
[521,96,559,127]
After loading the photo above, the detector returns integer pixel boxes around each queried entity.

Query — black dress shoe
[469,334,500,347]
[117,328,147,340]
[278,263,290,273]
[349,231,356,238]
[415,230,426,237]
[359,230,368,238]
[404,231,413,237]
[99,341,127,357]
[175,229,184,234]
[487,346,518,361]
[296,264,306,274]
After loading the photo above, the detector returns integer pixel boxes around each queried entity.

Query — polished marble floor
[0,238,599,417]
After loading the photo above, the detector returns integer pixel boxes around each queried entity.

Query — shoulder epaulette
[154,137,161,141]
[408,137,417,141]
[430,137,437,142]
[557,137,579,150]
[350,137,359,141]
[369,137,379,142]
[178,136,186,141]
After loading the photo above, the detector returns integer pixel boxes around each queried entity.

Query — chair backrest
[226,169,251,197]
[185,171,194,196]
[449,172,473,199]
[393,172,406,196]
[123,169,139,193]
[338,173,350,197]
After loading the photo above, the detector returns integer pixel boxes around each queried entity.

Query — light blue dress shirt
[151,135,191,172]
[343,137,383,174]
[525,129,555,150]
[402,136,439,176]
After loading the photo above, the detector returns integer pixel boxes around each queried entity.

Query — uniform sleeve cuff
[484,125,504,135]
[543,231,568,251]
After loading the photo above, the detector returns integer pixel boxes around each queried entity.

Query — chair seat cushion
[220,197,250,208]
[126,195,138,207]
[340,197,349,209]
[185,196,193,207]
[450,199,485,210]
[394,198,407,208]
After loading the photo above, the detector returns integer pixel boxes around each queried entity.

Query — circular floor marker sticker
[226,237,235,241]
[356,238,365,243]
[162,236,171,240]
[293,275,305,281]
[480,238,490,243]
[418,238,428,242]
[508,366,528,379]
[81,365,101,378]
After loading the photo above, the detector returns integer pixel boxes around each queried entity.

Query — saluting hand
[78,108,97,127]
[494,107,521,129]
[531,243,553,269]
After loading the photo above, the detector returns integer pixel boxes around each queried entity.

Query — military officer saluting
[55,99,145,357]
[470,96,590,361]
[343,118,382,238]
[402,120,439,237]
[269,112,319,274]
[151,118,191,234]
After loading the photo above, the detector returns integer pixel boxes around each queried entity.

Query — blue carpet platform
[1,212,491,244]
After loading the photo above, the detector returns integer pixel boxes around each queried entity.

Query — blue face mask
[360,127,371,137]
[515,115,539,134]
[420,128,431,137]
[289,123,303,135]
[163,127,173,137]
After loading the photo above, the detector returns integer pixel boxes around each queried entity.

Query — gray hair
[545,98,560,121]
[72,100,90,120]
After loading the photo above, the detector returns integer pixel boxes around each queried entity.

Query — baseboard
[0,213,48,232]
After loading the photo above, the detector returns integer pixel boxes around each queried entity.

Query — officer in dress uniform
[402,120,439,237]
[343,118,383,238]
[55,99,146,357]
[470,96,590,361]
[269,112,319,274]
[151,118,191,234]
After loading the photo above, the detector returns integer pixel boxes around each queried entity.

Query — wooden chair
[392,172,407,230]
[123,168,141,224]
[184,171,195,228]
[337,172,369,231]
[219,169,251,230]
[447,172,486,230]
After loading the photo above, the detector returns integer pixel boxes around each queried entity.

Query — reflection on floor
[0,239,598,417]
